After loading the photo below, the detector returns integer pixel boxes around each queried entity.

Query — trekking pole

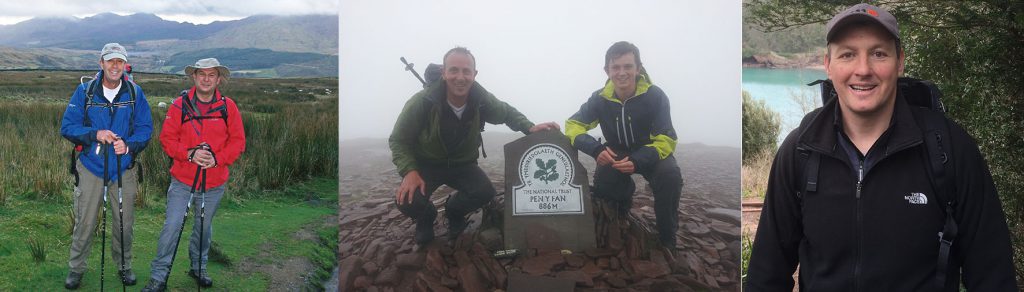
[197,166,207,292]
[100,143,109,291]
[115,138,126,292]
[163,160,202,286]
[400,57,427,87]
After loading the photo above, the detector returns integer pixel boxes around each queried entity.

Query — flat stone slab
[507,272,576,292]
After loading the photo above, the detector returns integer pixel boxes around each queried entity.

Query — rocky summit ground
[339,132,740,291]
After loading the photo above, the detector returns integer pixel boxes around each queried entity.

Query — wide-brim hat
[826,3,899,43]
[185,58,230,77]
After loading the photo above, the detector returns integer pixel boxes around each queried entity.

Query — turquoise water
[742,67,827,144]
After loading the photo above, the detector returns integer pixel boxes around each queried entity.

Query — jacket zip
[434,104,451,168]
[621,98,637,148]
[615,116,624,148]
[854,160,864,291]
[621,105,629,148]
[797,132,924,290]
[95,93,122,154]
[849,140,922,290]
[103,91,123,178]
[622,114,630,146]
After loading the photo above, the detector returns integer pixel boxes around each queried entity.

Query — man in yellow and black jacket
[566,41,682,248]
[389,47,559,246]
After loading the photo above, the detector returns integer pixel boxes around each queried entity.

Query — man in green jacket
[390,47,559,246]
[566,41,682,248]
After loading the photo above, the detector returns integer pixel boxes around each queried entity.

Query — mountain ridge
[0,13,338,77]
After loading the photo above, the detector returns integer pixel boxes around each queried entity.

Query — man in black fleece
[745,4,1017,291]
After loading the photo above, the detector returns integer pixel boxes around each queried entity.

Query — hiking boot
[188,269,213,287]
[118,269,137,286]
[447,215,468,242]
[140,278,166,292]
[414,218,435,246]
[64,271,83,290]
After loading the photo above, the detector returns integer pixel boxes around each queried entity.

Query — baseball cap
[101,43,128,62]
[826,3,899,43]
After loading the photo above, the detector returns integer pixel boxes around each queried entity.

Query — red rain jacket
[161,87,245,188]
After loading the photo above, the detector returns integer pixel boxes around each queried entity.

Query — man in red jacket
[142,58,245,292]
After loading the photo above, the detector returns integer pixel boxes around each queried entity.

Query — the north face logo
[905,192,928,205]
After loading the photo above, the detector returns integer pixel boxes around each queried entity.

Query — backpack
[175,90,229,126]
[801,77,957,288]
[424,63,442,85]
[69,73,141,186]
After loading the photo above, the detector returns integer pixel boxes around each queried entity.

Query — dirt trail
[234,214,337,291]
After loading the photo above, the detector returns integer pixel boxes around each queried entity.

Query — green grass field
[0,178,338,291]
[0,70,339,290]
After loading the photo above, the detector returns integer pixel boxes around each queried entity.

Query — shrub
[742,91,781,164]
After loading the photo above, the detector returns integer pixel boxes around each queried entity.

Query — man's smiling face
[825,22,904,117]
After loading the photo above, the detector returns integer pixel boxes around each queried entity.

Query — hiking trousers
[148,177,225,281]
[68,160,138,273]
[593,154,683,244]
[395,163,497,225]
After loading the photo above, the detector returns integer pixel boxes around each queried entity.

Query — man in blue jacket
[60,42,153,289]
[566,41,683,249]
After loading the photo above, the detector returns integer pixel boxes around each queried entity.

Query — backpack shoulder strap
[179,90,192,124]
[904,79,958,287]
[794,146,820,203]
[123,77,143,171]
[71,78,98,185]
[216,96,229,124]
[477,101,487,158]
[792,105,825,201]
[911,107,957,288]
[85,78,97,101]
[125,79,137,102]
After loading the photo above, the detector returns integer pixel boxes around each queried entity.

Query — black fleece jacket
[745,94,1017,291]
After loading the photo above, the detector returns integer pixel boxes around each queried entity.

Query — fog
[340,0,741,147]
[0,0,338,25]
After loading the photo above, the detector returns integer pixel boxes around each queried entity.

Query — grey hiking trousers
[148,177,224,281]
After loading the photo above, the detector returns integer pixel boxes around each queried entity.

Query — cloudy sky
[340,0,742,147]
[0,0,338,25]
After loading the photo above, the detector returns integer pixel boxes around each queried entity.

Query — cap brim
[186,66,231,78]
[102,53,127,61]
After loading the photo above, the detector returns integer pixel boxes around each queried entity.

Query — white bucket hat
[185,58,230,77]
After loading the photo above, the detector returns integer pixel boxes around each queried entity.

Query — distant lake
[742,68,827,145]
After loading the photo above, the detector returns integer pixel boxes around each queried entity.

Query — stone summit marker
[503,130,596,251]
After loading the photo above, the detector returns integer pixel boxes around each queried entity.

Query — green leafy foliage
[742,91,781,164]
[743,18,825,57]
[741,234,753,283]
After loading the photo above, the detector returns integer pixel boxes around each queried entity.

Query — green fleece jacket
[389,80,535,177]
